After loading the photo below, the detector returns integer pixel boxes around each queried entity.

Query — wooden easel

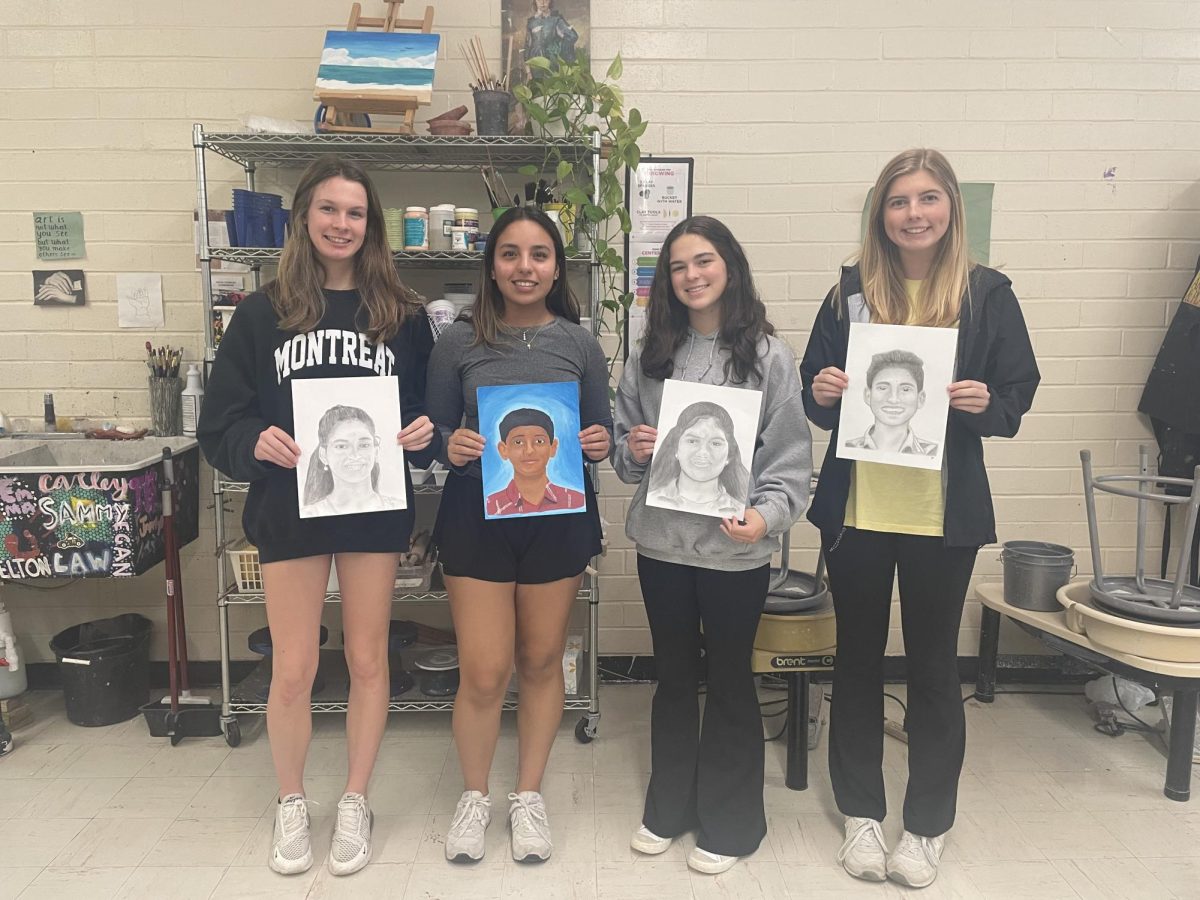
[315,1,436,135]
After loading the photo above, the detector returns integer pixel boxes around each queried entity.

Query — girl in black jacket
[198,156,439,878]
[800,148,1039,890]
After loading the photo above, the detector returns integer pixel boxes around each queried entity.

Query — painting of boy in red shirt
[485,407,585,517]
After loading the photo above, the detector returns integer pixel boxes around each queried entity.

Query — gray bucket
[1000,540,1075,612]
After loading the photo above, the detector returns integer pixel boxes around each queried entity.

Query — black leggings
[637,554,770,857]
[823,527,977,837]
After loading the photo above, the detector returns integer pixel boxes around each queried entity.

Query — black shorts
[433,469,602,584]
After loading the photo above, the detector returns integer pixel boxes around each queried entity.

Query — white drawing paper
[117,273,165,328]
[293,375,406,519]
[646,379,763,520]
[836,322,958,471]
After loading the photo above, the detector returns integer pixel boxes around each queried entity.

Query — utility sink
[0,436,200,579]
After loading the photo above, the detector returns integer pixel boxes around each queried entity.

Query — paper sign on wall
[117,273,165,328]
[34,212,86,260]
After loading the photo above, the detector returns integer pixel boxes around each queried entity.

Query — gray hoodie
[612,329,813,571]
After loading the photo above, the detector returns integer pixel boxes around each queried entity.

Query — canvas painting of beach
[315,30,440,101]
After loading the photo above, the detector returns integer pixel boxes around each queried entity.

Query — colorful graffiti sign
[0,448,199,579]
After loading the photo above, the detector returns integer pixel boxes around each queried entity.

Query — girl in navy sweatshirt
[801,149,1039,890]
[198,156,439,878]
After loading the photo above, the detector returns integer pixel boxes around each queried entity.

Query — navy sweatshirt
[197,288,440,563]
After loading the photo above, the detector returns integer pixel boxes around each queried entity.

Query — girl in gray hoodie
[612,216,812,875]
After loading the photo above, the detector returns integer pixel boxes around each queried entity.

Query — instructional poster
[33,211,85,260]
[624,158,693,357]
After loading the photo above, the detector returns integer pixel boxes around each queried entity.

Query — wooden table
[974,582,1200,801]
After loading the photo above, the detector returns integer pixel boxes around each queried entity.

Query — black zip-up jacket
[198,288,440,563]
[800,264,1040,548]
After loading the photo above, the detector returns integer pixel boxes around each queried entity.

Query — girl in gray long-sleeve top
[425,208,611,865]
[612,216,812,875]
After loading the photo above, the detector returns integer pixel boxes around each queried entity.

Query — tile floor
[1,683,1198,899]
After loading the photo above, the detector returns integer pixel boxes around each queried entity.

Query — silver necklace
[500,319,553,350]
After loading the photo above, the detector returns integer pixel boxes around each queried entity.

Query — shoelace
[336,793,369,839]
[279,795,310,838]
[837,818,885,862]
[449,795,489,833]
[894,833,938,867]
[507,793,548,839]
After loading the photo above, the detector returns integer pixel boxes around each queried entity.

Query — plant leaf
[527,56,552,71]
[606,54,623,80]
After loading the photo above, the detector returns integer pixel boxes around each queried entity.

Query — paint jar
[454,207,479,245]
[403,207,429,251]
[429,203,456,251]
[449,226,472,251]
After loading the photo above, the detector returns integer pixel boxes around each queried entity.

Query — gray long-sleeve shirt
[425,318,614,478]
[612,329,812,571]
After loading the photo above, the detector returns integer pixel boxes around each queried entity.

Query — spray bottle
[0,600,26,701]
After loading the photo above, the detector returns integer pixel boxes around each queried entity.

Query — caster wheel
[225,719,242,748]
[170,731,184,747]
[574,717,596,744]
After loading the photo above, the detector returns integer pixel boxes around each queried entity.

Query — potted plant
[512,53,647,375]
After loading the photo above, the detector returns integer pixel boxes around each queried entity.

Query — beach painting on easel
[316,31,440,101]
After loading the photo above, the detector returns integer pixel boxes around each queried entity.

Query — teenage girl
[801,148,1039,889]
[612,215,811,875]
[198,156,439,877]
[425,207,611,864]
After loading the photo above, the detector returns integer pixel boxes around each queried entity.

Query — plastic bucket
[473,89,513,136]
[49,613,151,726]
[1001,541,1075,612]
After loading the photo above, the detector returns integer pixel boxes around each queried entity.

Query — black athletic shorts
[433,469,602,584]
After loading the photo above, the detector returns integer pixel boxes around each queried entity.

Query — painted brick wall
[2,1,1199,665]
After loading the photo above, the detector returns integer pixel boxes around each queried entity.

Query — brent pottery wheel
[1058,580,1200,662]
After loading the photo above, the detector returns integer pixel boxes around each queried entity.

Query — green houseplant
[512,53,647,373]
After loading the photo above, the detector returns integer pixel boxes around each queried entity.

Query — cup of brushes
[146,342,183,437]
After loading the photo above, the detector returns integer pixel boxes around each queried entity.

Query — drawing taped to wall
[837,322,958,472]
[32,270,85,306]
[293,376,407,519]
[478,381,586,519]
[646,380,763,520]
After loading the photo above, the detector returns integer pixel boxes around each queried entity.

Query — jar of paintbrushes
[146,342,183,436]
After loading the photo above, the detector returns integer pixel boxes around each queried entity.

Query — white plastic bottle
[0,601,27,701]
[181,364,204,437]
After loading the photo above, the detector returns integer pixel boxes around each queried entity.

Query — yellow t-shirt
[844,279,947,537]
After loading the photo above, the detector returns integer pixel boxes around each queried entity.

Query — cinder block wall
[2,1,1198,664]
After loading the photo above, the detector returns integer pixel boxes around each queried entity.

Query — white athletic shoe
[328,792,373,876]
[838,816,888,882]
[687,847,739,874]
[445,790,491,862]
[630,824,673,855]
[508,791,552,862]
[269,793,313,875]
[887,829,945,888]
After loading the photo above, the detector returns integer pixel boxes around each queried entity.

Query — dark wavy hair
[302,405,380,504]
[640,215,774,384]
[647,401,750,498]
[469,207,580,346]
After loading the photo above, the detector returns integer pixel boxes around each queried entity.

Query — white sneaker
[687,847,739,874]
[630,824,673,855]
[270,793,313,875]
[838,816,888,882]
[445,790,491,862]
[508,791,552,863]
[328,792,373,876]
[887,829,945,888]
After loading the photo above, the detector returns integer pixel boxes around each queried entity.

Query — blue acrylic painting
[316,31,440,100]
[478,381,585,519]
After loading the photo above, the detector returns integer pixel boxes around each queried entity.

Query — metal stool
[1081,446,1200,625]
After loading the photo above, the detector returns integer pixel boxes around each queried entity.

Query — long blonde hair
[269,156,420,342]
[854,148,971,327]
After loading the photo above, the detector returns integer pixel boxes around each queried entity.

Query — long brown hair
[269,156,420,342]
[640,215,774,384]
[851,148,971,327]
[470,207,580,347]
